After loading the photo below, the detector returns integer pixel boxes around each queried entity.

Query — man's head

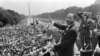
[66,13,75,25]
[78,12,91,21]
[82,12,90,21]
[88,12,92,18]
[96,14,100,20]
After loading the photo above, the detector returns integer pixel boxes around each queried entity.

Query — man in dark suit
[93,16,100,56]
[78,12,92,50]
[95,15,100,47]
[49,13,78,56]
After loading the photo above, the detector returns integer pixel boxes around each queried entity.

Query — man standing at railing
[93,14,100,56]
[49,13,78,56]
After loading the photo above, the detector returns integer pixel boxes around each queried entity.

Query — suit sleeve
[79,21,88,32]
[54,30,77,51]
[54,23,67,30]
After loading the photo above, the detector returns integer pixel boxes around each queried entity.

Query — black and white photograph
[0,0,100,56]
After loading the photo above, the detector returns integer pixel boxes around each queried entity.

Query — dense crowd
[0,24,55,56]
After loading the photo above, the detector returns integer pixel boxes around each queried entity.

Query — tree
[0,7,26,27]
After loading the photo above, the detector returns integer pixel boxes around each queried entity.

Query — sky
[0,0,96,16]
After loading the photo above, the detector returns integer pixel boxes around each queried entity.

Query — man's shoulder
[69,29,77,34]
[70,29,75,32]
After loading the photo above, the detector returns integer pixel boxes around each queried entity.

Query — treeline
[0,7,26,27]
[35,4,100,21]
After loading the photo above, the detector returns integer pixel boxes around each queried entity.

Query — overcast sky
[0,0,96,15]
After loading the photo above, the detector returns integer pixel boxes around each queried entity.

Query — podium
[80,50,93,56]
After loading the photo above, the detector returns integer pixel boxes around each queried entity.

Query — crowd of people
[0,24,56,56]
[0,11,100,56]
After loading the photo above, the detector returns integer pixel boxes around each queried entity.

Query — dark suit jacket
[53,23,77,56]
[79,21,89,32]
